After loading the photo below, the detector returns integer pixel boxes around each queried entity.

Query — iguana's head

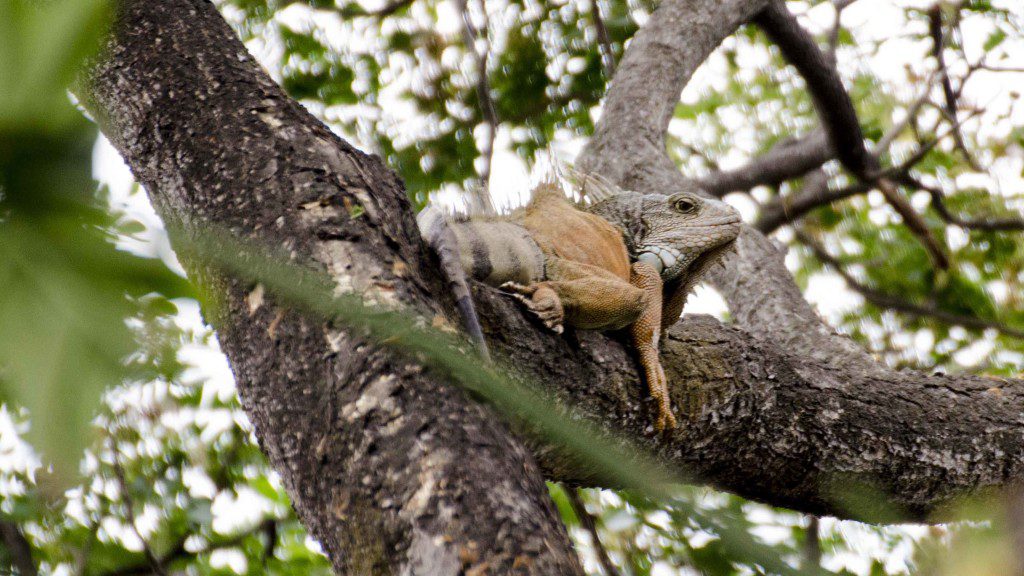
[589,191,741,283]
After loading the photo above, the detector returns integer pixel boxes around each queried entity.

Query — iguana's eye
[672,197,697,214]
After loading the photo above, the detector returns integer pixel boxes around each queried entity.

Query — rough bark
[83,1,581,574]
[80,0,1024,572]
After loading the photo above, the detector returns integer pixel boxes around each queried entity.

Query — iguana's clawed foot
[646,355,677,432]
[501,282,565,334]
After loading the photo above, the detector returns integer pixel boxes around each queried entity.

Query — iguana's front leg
[502,258,645,333]
[629,262,677,431]
[504,258,677,431]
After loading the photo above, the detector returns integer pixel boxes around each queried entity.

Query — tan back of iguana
[516,181,632,281]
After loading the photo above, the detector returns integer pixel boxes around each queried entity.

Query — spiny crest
[533,151,627,207]
[558,165,623,206]
[420,150,628,219]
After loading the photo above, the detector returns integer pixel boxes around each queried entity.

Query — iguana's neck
[586,193,647,257]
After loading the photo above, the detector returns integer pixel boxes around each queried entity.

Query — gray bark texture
[80,0,1024,573]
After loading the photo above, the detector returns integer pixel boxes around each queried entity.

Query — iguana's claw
[655,407,678,433]
[501,282,565,334]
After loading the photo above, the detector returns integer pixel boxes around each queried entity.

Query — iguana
[418,173,741,430]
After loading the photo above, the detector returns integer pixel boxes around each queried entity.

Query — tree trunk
[83,1,582,573]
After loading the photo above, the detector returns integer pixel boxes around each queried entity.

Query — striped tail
[417,205,491,362]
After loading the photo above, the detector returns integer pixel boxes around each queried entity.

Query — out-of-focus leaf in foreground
[0,0,193,482]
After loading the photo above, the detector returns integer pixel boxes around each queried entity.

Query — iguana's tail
[416,205,491,362]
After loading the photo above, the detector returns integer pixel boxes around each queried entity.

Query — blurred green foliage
[0,0,193,480]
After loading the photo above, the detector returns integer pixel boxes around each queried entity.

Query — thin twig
[796,230,1024,340]
[109,438,168,576]
[877,178,949,269]
[871,70,937,156]
[591,0,616,78]
[928,3,981,171]
[455,0,498,213]
[802,516,821,572]
[978,64,1024,73]
[567,488,620,576]
[362,0,414,17]
[899,174,1024,232]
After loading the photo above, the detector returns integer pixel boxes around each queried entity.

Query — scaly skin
[420,178,741,431]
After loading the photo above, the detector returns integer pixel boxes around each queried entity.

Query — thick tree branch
[576,0,1024,519]
[471,284,1024,520]
[577,0,769,191]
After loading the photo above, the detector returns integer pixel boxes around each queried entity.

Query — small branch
[102,520,279,576]
[755,0,950,268]
[899,174,1024,232]
[73,522,98,576]
[262,519,277,566]
[361,0,415,18]
[697,130,834,197]
[755,171,871,233]
[796,230,1024,339]
[566,489,620,576]
[0,519,38,576]
[109,439,167,576]
[590,0,616,79]
[877,178,949,269]
[826,0,858,60]
[802,516,821,572]
[754,0,877,180]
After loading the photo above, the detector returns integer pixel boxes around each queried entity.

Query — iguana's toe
[502,282,565,334]
[500,281,536,296]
